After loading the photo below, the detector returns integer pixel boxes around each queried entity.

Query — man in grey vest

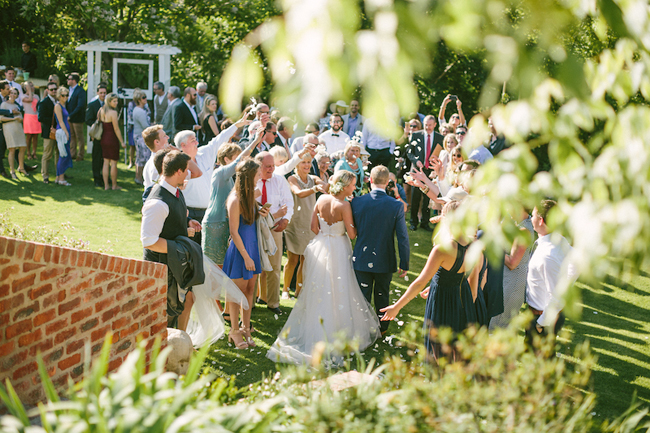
[161,86,181,141]
[153,81,168,125]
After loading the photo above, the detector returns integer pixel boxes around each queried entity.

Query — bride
[267,170,381,365]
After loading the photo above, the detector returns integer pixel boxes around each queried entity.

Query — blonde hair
[442,200,461,216]
[199,94,218,124]
[343,141,361,160]
[443,133,458,153]
[132,89,146,105]
[104,93,118,113]
[217,143,242,165]
[270,146,288,164]
[329,170,356,195]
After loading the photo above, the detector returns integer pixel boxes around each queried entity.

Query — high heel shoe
[241,327,256,348]
[10,171,17,180]
[228,330,248,349]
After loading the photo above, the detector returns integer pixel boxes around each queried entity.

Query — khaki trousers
[41,138,58,180]
[259,230,283,309]
[69,122,84,158]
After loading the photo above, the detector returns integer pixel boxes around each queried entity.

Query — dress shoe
[420,225,433,232]
[76,156,84,162]
[64,174,73,179]
[268,306,282,315]
[255,297,267,305]
[409,224,418,231]
[94,182,104,188]
[24,164,37,172]
[0,171,9,179]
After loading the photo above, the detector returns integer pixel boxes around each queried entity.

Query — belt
[187,207,207,212]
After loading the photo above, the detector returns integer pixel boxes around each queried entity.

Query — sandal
[11,172,17,180]
[228,330,248,350]
[56,180,72,186]
[241,327,256,348]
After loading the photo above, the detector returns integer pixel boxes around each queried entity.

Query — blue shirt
[347,114,360,137]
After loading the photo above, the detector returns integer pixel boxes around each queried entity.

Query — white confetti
[593,311,598,314]
[414,243,419,247]
[404,276,409,281]
[363,246,367,251]
[368,263,373,268]
[360,283,369,287]
[274,314,279,320]
[397,321,404,326]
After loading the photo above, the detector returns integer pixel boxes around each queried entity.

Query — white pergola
[76,40,181,103]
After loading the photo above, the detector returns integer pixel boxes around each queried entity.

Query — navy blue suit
[351,188,409,332]
[66,85,87,124]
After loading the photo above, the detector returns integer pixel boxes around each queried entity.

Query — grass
[1,141,649,422]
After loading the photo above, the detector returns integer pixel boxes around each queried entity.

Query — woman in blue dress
[380,201,480,363]
[53,87,73,186]
[222,157,270,349]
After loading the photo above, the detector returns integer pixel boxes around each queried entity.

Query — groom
[352,165,410,335]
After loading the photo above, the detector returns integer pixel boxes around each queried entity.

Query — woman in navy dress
[222,158,269,349]
[380,201,480,363]
[53,87,73,186]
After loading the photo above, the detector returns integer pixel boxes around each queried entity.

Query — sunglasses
[61,93,69,96]
[456,131,466,135]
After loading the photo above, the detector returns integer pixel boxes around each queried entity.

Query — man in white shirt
[361,118,396,171]
[342,99,365,137]
[4,68,24,103]
[319,113,350,155]
[290,122,320,154]
[196,81,208,113]
[255,151,294,314]
[467,141,493,165]
[174,110,251,245]
[525,199,577,347]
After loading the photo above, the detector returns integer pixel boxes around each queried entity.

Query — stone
[165,328,193,375]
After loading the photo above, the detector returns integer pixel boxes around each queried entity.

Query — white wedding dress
[267,215,381,365]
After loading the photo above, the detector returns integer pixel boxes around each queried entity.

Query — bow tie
[331,134,339,137]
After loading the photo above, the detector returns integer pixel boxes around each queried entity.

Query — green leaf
[37,353,60,403]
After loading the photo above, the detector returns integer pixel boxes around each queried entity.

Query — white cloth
[274,149,304,177]
[256,212,278,272]
[143,154,159,189]
[526,233,577,327]
[186,255,249,348]
[55,129,68,157]
[256,173,295,223]
[361,122,395,154]
[319,129,350,155]
[182,124,238,208]
[266,215,381,365]
[468,145,493,165]
[290,136,306,154]
[140,181,178,248]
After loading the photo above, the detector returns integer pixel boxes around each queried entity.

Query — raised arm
[456,99,466,126]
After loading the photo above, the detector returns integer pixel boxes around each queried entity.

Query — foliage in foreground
[1,318,649,433]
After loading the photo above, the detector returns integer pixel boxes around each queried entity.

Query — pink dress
[23,96,41,134]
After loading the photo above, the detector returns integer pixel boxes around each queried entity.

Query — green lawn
[0,144,648,422]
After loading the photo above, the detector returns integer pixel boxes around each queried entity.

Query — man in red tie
[254,152,294,315]
[406,115,443,231]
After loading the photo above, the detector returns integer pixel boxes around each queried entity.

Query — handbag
[49,110,56,140]
[89,119,103,140]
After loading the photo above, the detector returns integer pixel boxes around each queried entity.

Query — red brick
[23,243,35,261]
[121,298,139,313]
[76,251,86,267]
[0,340,15,357]
[84,252,93,267]
[6,318,33,339]
[151,320,166,336]
[154,265,165,279]
[135,261,143,275]
[40,267,64,281]
[13,301,39,321]
[33,244,45,262]
[45,318,68,336]
[107,277,126,292]
[0,284,9,298]
[92,254,101,269]
[91,325,111,342]
[106,257,115,272]
[59,248,70,265]
[2,264,20,280]
[18,328,42,347]
[94,272,113,285]
[0,237,6,255]
[158,285,166,295]
[108,356,122,372]
[70,279,92,295]
[71,307,93,324]
[151,297,166,311]
[111,317,129,331]
[29,338,53,356]
[29,283,53,300]
[116,286,134,302]
[137,331,150,341]
[58,297,81,315]
[100,256,109,270]
[52,373,69,388]
[15,241,25,259]
[34,308,57,327]
[51,247,60,264]
[96,298,115,314]
[132,305,149,320]
[101,305,119,322]
[6,238,15,256]
[57,270,80,288]
[3,349,28,370]
[55,328,77,344]
[136,278,155,293]
[12,273,36,293]
[127,276,138,283]
[0,258,9,265]
[43,245,51,262]
[0,293,24,313]
[80,318,98,332]
[120,259,129,274]
[43,290,66,308]
[69,250,78,267]
[23,263,45,274]
[141,312,158,328]
[66,339,85,354]
[82,287,103,303]
[13,362,38,381]
[0,313,8,327]
[142,290,159,303]
[128,261,135,274]
[58,353,81,371]
[120,323,139,339]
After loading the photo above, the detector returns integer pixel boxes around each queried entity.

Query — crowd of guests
[137,91,577,365]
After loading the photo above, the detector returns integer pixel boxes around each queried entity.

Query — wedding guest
[438,94,466,132]
[21,42,38,76]
[319,113,349,154]
[283,153,328,299]
[361,118,396,170]
[85,83,107,187]
[334,141,364,196]
[342,99,365,137]
[275,116,294,156]
[255,151,294,315]
[439,133,459,172]
[53,87,73,186]
[525,200,577,346]
[1,88,28,179]
[152,81,168,124]
[4,68,23,103]
[65,73,86,161]
[313,150,330,184]
[127,87,150,168]
[199,94,219,146]
[223,158,270,349]
[290,122,320,154]
[489,208,536,330]
[0,81,14,179]
[99,93,126,190]
[203,127,264,266]
[47,75,60,87]
[196,81,208,112]
[21,81,40,160]
[270,146,289,168]
[161,86,181,139]
[173,87,200,138]
[133,90,151,185]
[38,81,57,184]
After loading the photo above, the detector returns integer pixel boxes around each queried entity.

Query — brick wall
[0,236,167,406]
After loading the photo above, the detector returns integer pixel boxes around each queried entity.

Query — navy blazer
[37,96,55,139]
[66,85,87,123]
[173,100,198,136]
[85,98,103,127]
[351,189,409,273]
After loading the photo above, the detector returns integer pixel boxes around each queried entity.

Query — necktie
[425,134,432,169]
[176,189,180,198]
[261,179,267,205]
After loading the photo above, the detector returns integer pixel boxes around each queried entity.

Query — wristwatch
[421,186,429,195]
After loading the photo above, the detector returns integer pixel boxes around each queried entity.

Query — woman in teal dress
[334,141,364,196]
